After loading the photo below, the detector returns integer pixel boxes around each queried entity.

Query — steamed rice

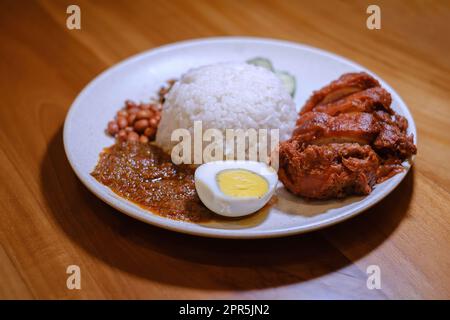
[155,62,297,160]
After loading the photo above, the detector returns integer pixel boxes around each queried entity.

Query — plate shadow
[40,126,413,291]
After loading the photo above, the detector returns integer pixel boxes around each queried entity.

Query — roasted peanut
[127,113,137,125]
[117,129,127,141]
[134,119,149,132]
[147,108,155,116]
[136,109,151,120]
[128,107,140,114]
[127,131,139,142]
[139,135,149,144]
[149,118,157,127]
[107,97,163,143]
[107,121,119,135]
[144,127,156,138]
[117,116,128,129]
[117,110,128,118]
[125,100,137,109]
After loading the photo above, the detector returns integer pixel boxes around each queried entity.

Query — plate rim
[63,36,416,239]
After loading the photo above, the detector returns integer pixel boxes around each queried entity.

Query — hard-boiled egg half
[194,161,278,217]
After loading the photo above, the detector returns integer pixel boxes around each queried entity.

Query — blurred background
[0,0,449,299]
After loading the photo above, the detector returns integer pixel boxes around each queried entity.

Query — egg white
[194,161,278,217]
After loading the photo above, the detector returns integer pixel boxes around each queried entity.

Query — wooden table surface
[1,0,449,300]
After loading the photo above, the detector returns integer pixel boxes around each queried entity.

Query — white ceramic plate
[64,37,416,239]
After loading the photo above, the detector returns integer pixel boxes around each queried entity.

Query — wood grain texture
[0,0,449,299]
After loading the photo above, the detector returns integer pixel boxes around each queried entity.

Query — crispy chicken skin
[294,112,380,145]
[280,72,417,200]
[312,87,393,116]
[278,141,380,199]
[301,72,381,114]
[293,111,417,159]
[373,111,417,158]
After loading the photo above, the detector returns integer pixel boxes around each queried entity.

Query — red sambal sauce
[91,141,213,222]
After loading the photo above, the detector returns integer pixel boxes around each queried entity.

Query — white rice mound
[155,62,297,158]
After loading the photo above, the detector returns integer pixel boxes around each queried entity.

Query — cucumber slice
[276,71,296,97]
[246,57,274,71]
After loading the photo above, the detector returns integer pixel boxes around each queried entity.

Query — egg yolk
[216,169,269,198]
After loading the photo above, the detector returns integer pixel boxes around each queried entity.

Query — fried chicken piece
[293,111,417,159]
[283,72,417,200]
[301,72,381,114]
[312,87,393,116]
[372,111,417,159]
[278,141,380,199]
[294,112,380,145]
[376,156,405,183]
